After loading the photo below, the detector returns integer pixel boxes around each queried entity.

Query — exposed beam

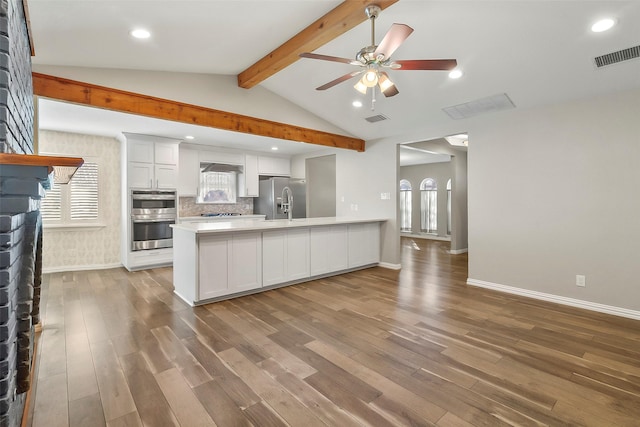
[237,0,399,89]
[32,73,365,152]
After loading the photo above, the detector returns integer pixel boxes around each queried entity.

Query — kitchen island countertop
[171,216,386,234]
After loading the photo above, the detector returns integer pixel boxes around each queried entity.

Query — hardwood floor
[28,238,640,426]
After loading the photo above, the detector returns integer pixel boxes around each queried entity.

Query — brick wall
[0,0,34,155]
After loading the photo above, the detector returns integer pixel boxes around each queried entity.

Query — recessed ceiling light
[352,100,363,108]
[271,146,278,151]
[184,135,194,140]
[591,18,616,33]
[449,69,463,79]
[130,28,151,39]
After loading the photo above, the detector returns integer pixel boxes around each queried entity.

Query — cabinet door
[128,162,153,189]
[129,140,153,163]
[178,149,199,196]
[240,154,259,197]
[155,164,178,189]
[327,225,348,272]
[262,230,287,286]
[198,236,229,300]
[155,142,179,165]
[309,227,329,276]
[258,156,290,176]
[228,232,262,292]
[348,223,380,268]
[286,228,310,281]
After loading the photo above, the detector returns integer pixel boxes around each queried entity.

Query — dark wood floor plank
[69,393,106,427]
[119,351,180,427]
[32,239,640,426]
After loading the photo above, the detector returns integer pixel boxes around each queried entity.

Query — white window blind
[41,161,100,225]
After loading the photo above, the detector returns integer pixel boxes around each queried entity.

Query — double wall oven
[130,190,176,251]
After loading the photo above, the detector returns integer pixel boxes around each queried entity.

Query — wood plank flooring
[28,238,640,426]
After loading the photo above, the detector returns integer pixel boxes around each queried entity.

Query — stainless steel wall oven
[130,190,176,251]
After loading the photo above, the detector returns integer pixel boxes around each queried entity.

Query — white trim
[467,278,640,321]
[378,262,401,270]
[449,248,468,254]
[43,262,123,274]
[401,232,451,242]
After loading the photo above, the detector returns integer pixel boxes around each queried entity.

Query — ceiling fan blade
[374,24,414,60]
[316,71,363,91]
[393,59,458,71]
[299,52,355,65]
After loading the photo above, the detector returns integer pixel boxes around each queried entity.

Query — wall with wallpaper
[39,130,122,272]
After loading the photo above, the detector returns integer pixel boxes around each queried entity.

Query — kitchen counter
[172,216,386,234]
[172,217,385,306]
[178,214,265,223]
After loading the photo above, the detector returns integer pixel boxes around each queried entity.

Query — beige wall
[468,88,640,313]
[39,130,122,272]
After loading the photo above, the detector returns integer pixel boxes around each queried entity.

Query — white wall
[39,130,122,272]
[468,88,640,312]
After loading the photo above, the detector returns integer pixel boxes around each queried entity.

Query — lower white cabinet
[262,228,310,286]
[348,222,380,268]
[198,232,262,300]
[310,225,348,276]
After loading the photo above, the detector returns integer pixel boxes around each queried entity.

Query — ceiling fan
[299,4,457,101]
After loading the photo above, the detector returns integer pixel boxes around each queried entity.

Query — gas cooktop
[200,213,241,217]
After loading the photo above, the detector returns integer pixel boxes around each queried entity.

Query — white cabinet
[309,225,348,276]
[258,156,290,176]
[178,148,199,196]
[198,232,262,300]
[239,154,259,197]
[262,228,310,286]
[348,222,380,268]
[126,136,179,190]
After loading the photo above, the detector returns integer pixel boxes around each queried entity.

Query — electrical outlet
[576,275,586,287]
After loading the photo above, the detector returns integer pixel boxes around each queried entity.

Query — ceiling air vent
[365,114,388,123]
[594,45,640,68]
[443,93,515,120]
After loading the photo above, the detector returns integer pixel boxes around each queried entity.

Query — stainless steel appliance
[130,190,176,251]
[255,177,306,220]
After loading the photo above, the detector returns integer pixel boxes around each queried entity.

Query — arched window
[420,178,437,233]
[399,179,412,232]
[446,179,452,235]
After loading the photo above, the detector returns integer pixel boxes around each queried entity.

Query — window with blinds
[41,161,100,225]
[197,171,237,203]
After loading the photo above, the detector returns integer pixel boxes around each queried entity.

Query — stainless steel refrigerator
[255,177,306,220]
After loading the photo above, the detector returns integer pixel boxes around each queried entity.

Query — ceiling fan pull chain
[371,87,377,111]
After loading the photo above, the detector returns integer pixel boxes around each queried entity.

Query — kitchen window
[41,160,101,227]
[197,170,237,204]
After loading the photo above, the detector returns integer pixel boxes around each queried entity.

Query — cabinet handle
[156,179,159,188]
[149,179,153,188]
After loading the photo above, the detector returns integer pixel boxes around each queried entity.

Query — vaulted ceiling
[29,1,640,155]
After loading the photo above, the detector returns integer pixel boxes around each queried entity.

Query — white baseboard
[467,278,640,321]
[43,262,123,274]
[401,233,451,242]
[449,248,468,255]
[378,262,402,270]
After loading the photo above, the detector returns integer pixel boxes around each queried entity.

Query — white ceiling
[29,1,640,159]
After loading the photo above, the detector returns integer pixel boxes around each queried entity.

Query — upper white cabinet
[125,134,180,190]
[178,148,199,196]
[258,156,290,176]
[239,154,259,197]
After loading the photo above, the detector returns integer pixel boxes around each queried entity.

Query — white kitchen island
[171,217,385,306]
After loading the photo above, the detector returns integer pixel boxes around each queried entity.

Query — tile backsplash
[179,196,254,217]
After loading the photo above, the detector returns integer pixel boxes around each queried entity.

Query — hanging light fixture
[378,72,398,97]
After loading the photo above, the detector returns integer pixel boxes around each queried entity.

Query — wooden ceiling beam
[33,72,365,152]
[237,0,399,89]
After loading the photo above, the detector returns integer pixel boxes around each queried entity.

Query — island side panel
[172,227,198,305]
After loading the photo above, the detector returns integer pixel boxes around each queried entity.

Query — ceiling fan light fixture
[378,72,399,97]
[363,69,379,87]
[354,79,368,94]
